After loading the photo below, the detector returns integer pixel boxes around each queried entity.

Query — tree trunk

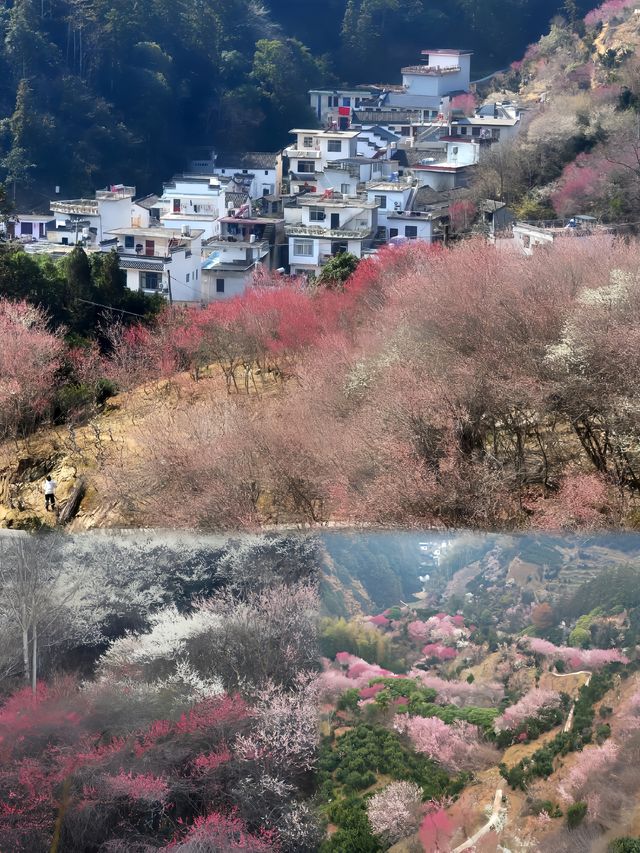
[58,477,85,525]
[22,622,30,685]
[31,623,37,695]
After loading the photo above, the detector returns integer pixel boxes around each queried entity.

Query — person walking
[43,475,57,511]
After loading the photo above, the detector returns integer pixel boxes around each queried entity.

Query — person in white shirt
[44,475,57,511]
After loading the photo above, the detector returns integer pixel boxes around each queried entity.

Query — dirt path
[452,788,504,852]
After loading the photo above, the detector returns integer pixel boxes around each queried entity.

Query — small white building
[284,191,377,276]
[309,87,379,126]
[366,180,415,236]
[211,152,281,199]
[49,185,138,246]
[201,241,270,301]
[4,213,55,242]
[106,226,204,303]
[385,208,445,242]
[449,103,522,144]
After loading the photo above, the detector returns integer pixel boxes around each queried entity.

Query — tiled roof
[215,151,278,170]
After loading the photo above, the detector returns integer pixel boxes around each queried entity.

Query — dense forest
[0,0,595,200]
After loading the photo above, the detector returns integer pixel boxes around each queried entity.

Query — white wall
[97,197,133,241]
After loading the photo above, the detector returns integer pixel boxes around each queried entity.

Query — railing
[402,64,461,75]
[286,225,371,239]
[51,201,98,215]
[286,148,322,159]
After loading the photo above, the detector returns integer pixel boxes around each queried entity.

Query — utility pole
[167,270,173,306]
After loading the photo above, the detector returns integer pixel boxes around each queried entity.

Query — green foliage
[530,799,563,818]
[567,800,588,829]
[0,245,161,339]
[320,618,399,669]
[500,667,618,790]
[318,253,360,290]
[609,839,640,853]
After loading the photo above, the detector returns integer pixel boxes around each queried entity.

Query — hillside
[0,0,599,201]
[472,0,640,222]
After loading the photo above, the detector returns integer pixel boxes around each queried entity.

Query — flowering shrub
[494,689,563,732]
[394,714,483,772]
[526,638,628,669]
[409,669,504,707]
[585,0,636,26]
[367,781,423,844]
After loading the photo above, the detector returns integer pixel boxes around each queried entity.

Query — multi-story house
[308,87,380,127]
[309,50,473,131]
[200,205,285,299]
[284,192,378,276]
[106,225,204,303]
[366,180,415,237]
[284,130,360,194]
[448,102,522,144]
[211,152,281,199]
[49,185,141,246]
[156,175,227,240]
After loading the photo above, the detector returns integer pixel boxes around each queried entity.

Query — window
[405,225,418,239]
[389,228,398,239]
[21,221,33,235]
[216,278,225,293]
[472,127,481,137]
[194,269,198,280]
[401,126,411,136]
[310,206,325,222]
[460,126,468,135]
[173,198,181,213]
[297,161,315,173]
[293,239,314,257]
[186,273,190,283]
[355,97,361,107]
[340,183,350,195]
[303,136,314,148]
[124,235,135,249]
[140,271,160,291]
[374,195,387,209]
[264,170,269,175]
[328,140,342,152]
[342,97,351,106]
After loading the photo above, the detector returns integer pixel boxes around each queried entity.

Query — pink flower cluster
[408,614,469,646]
[107,771,169,803]
[494,688,562,732]
[558,741,619,802]
[422,643,458,661]
[409,669,504,707]
[395,714,481,772]
[585,0,635,26]
[315,654,396,700]
[527,638,628,670]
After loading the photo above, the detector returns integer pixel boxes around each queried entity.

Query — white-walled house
[106,226,203,303]
[284,130,360,194]
[4,213,55,241]
[211,152,281,199]
[284,192,377,275]
[385,209,444,242]
[309,87,379,126]
[157,175,226,240]
[49,185,136,246]
[365,180,415,235]
[201,241,270,302]
[386,50,472,114]
[449,103,522,144]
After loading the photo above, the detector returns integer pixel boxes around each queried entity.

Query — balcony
[286,224,372,239]
[401,64,461,75]
[286,148,322,159]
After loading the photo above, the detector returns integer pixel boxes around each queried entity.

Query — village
[2,47,574,304]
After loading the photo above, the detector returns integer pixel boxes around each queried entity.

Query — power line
[76,298,148,318]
